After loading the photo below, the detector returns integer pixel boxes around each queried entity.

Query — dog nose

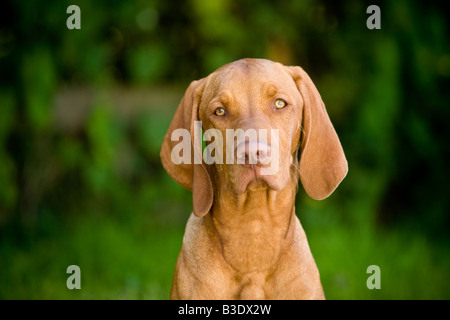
[235,140,271,165]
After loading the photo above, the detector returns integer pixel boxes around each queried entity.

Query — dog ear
[160,79,213,217]
[287,66,348,200]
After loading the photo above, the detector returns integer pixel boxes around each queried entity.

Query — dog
[160,58,347,299]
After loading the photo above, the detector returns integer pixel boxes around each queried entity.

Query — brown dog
[160,58,347,299]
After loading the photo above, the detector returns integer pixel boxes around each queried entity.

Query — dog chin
[233,166,286,194]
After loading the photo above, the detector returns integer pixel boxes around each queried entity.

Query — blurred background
[1,0,449,299]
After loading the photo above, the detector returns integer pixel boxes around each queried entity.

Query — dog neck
[208,177,298,274]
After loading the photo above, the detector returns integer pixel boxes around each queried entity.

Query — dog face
[198,59,303,195]
[161,58,348,217]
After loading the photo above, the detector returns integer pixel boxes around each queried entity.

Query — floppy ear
[160,79,213,217]
[287,66,348,200]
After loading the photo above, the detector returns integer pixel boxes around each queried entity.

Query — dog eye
[274,99,287,109]
[214,107,226,116]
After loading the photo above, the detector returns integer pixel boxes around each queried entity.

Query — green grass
[303,213,450,299]
[1,205,449,299]
[0,212,184,299]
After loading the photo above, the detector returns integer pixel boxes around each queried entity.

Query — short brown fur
[161,59,347,299]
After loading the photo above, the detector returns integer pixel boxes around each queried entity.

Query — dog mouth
[207,133,285,194]
[233,164,281,194]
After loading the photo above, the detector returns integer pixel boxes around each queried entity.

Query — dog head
[161,58,348,217]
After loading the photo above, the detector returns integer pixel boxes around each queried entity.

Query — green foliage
[0,0,449,299]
